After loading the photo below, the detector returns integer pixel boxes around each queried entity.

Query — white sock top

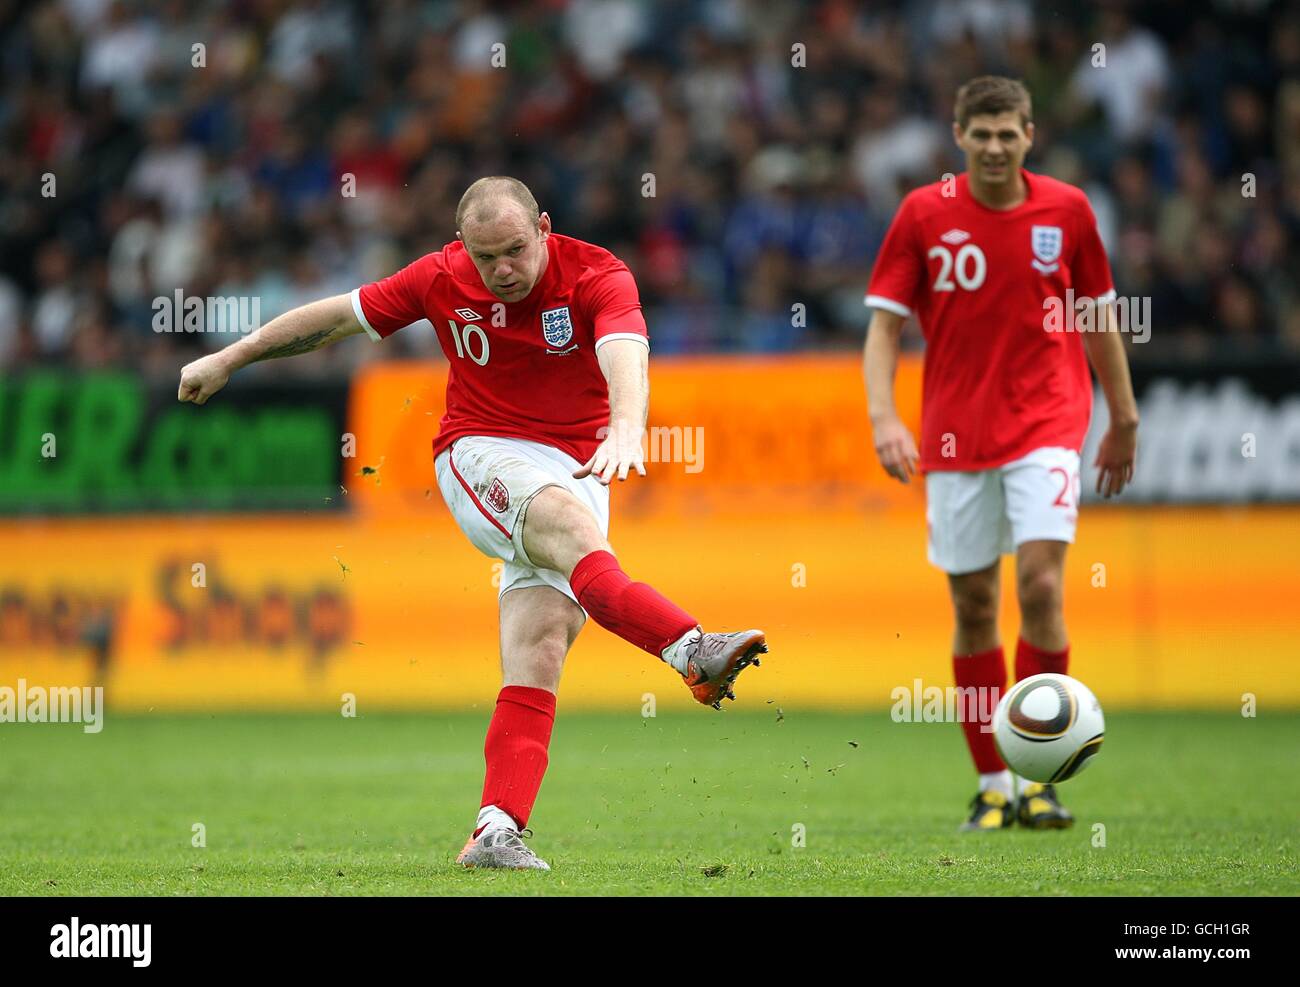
[475,804,518,835]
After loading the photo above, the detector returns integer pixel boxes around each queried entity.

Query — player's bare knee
[529,636,568,683]
[558,502,608,557]
[953,593,998,633]
[950,572,999,632]
[548,603,585,651]
[1017,568,1062,618]
[523,487,609,573]
[504,628,568,689]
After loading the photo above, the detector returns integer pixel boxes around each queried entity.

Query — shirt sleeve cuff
[350,288,383,342]
[594,332,650,352]
[864,294,912,318]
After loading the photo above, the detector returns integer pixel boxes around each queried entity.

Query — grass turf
[1,709,1295,896]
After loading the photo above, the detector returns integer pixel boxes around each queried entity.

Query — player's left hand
[1094,420,1138,498]
[574,422,646,485]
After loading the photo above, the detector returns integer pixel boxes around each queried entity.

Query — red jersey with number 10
[351,233,648,464]
[865,169,1115,472]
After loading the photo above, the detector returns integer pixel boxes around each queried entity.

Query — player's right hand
[872,416,920,483]
[177,354,231,405]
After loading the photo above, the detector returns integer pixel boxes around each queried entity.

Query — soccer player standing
[178,177,767,869]
[863,78,1139,831]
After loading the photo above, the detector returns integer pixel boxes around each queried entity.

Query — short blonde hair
[456,176,540,230]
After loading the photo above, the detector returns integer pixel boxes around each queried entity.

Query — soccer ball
[992,673,1105,784]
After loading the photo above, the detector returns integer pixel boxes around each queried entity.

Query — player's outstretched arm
[177,293,364,405]
[864,308,920,483]
[1082,300,1140,498]
[574,338,649,484]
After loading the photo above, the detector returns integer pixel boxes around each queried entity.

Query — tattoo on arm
[254,325,341,362]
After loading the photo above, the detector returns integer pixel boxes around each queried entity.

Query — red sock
[476,685,556,833]
[953,646,1006,773]
[569,550,698,657]
[1015,637,1069,681]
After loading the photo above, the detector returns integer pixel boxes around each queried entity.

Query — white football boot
[456,827,551,871]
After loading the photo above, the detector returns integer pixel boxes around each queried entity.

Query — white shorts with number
[434,435,610,604]
[925,446,1081,575]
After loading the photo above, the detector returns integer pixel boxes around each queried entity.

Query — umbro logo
[940,229,970,245]
[454,307,482,322]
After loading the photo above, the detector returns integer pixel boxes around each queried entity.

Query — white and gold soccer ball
[992,673,1105,784]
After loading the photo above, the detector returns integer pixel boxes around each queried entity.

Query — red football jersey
[352,233,648,463]
[865,169,1115,472]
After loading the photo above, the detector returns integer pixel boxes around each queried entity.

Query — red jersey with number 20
[866,169,1115,472]
[351,233,648,464]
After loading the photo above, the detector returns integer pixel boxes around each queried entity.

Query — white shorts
[434,435,610,603]
[925,446,1081,574]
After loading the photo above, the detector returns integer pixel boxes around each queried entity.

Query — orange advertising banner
[0,507,1297,710]
[344,353,927,516]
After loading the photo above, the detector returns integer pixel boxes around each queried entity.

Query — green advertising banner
[0,372,347,513]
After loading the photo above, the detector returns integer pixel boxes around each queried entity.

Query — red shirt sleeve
[1069,196,1115,302]
[352,252,440,340]
[580,264,648,347]
[865,194,924,317]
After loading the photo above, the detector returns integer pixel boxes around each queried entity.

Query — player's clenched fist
[872,415,920,483]
[177,353,231,405]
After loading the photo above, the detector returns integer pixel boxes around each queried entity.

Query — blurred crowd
[1,0,1297,375]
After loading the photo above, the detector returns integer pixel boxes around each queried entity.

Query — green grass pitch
[2,709,1296,896]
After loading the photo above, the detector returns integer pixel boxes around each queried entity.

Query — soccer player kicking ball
[862,78,1139,832]
[177,176,767,870]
